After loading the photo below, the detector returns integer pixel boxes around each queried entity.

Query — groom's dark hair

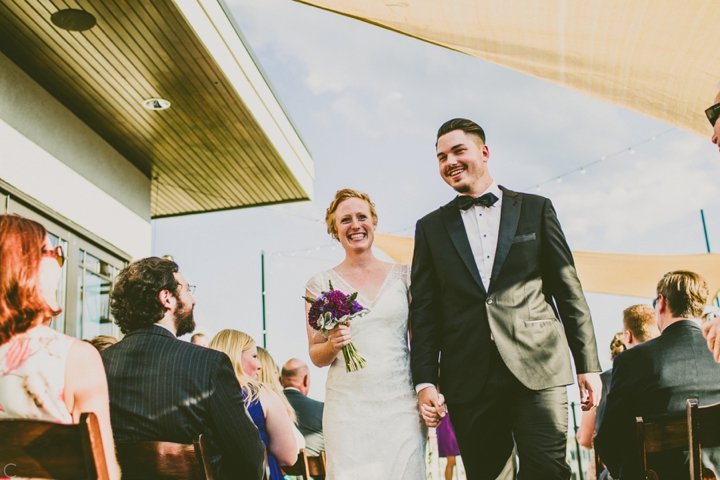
[436,118,486,146]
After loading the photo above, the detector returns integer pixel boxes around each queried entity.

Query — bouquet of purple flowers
[304,280,368,372]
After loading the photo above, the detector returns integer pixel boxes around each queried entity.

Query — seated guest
[209,330,297,479]
[281,358,325,455]
[257,347,306,453]
[102,258,264,480]
[191,332,208,347]
[86,334,118,352]
[622,304,661,349]
[596,271,720,479]
[0,215,120,479]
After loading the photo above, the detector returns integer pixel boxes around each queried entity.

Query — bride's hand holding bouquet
[304,281,369,372]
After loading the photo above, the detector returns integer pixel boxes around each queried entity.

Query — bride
[305,189,427,479]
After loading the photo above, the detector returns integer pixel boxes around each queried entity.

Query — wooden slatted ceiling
[0,0,312,218]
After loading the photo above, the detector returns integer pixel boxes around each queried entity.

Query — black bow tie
[458,192,499,211]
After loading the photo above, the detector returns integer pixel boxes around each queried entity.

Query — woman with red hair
[0,214,120,479]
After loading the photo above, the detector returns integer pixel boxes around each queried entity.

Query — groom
[410,119,602,479]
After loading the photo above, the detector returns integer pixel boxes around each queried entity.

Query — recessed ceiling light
[143,98,171,111]
[51,9,97,32]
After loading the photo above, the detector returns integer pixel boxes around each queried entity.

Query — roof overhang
[0,0,314,218]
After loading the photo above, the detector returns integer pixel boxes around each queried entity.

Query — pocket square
[513,233,536,243]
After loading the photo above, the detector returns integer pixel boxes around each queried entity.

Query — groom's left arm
[540,198,601,374]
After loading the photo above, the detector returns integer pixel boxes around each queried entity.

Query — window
[2,183,130,340]
[78,249,121,339]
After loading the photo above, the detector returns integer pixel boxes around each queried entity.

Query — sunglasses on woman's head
[706,103,720,127]
[42,245,65,267]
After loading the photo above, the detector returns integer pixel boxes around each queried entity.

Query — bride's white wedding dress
[306,263,427,480]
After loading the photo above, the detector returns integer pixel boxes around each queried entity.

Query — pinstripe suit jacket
[102,325,264,480]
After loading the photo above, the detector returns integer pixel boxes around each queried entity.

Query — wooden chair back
[687,398,720,480]
[0,412,109,480]
[636,413,688,479]
[281,449,327,479]
[115,435,214,480]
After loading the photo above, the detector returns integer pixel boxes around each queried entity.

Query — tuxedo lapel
[490,187,522,290]
[441,198,486,293]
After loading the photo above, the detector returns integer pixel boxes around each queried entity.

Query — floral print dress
[0,324,74,423]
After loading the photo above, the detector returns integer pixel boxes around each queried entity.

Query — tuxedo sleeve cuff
[415,382,435,393]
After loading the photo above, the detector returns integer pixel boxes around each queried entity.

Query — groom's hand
[577,372,602,411]
[418,386,446,427]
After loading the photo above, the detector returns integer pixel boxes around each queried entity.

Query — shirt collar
[483,181,502,199]
[154,322,176,335]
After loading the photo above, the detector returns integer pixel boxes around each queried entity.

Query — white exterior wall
[0,51,151,260]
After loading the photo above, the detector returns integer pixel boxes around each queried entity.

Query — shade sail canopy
[1,0,314,218]
[374,233,720,300]
[296,0,719,138]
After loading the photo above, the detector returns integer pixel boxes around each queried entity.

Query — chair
[0,412,109,480]
[115,435,214,479]
[687,398,720,480]
[280,449,327,479]
[635,413,688,479]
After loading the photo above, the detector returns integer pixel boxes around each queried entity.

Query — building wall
[0,51,151,259]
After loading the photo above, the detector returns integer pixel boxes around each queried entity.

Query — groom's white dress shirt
[416,181,504,393]
[460,181,503,290]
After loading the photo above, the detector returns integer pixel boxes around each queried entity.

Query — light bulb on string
[629,148,636,154]
[580,168,586,175]
[601,156,607,161]
[536,185,541,191]
[556,177,563,183]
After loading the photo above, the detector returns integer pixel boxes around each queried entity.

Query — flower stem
[341,342,367,372]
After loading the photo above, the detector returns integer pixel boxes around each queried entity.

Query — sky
[152,0,720,402]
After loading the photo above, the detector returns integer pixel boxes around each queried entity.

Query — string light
[521,127,675,191]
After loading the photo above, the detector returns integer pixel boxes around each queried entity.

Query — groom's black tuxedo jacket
[410,187,601,403]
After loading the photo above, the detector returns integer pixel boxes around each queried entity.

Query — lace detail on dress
[393,263,411,289]
[305,272,327,297]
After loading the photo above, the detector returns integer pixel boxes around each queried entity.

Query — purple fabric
[437,412,460,457]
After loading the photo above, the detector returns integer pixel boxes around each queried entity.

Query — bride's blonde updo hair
[325,189,378,240]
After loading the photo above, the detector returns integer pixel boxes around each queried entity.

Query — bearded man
[101,257,264,480]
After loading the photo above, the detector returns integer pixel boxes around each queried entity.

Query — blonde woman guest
[305,189,427,480]
[209,330,297,479]
[0,215,121,480]
[257,346,306,454]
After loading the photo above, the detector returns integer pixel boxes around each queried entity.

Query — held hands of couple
[418,386,446,428]
[327,323,353,352]
[577,372,602,411]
